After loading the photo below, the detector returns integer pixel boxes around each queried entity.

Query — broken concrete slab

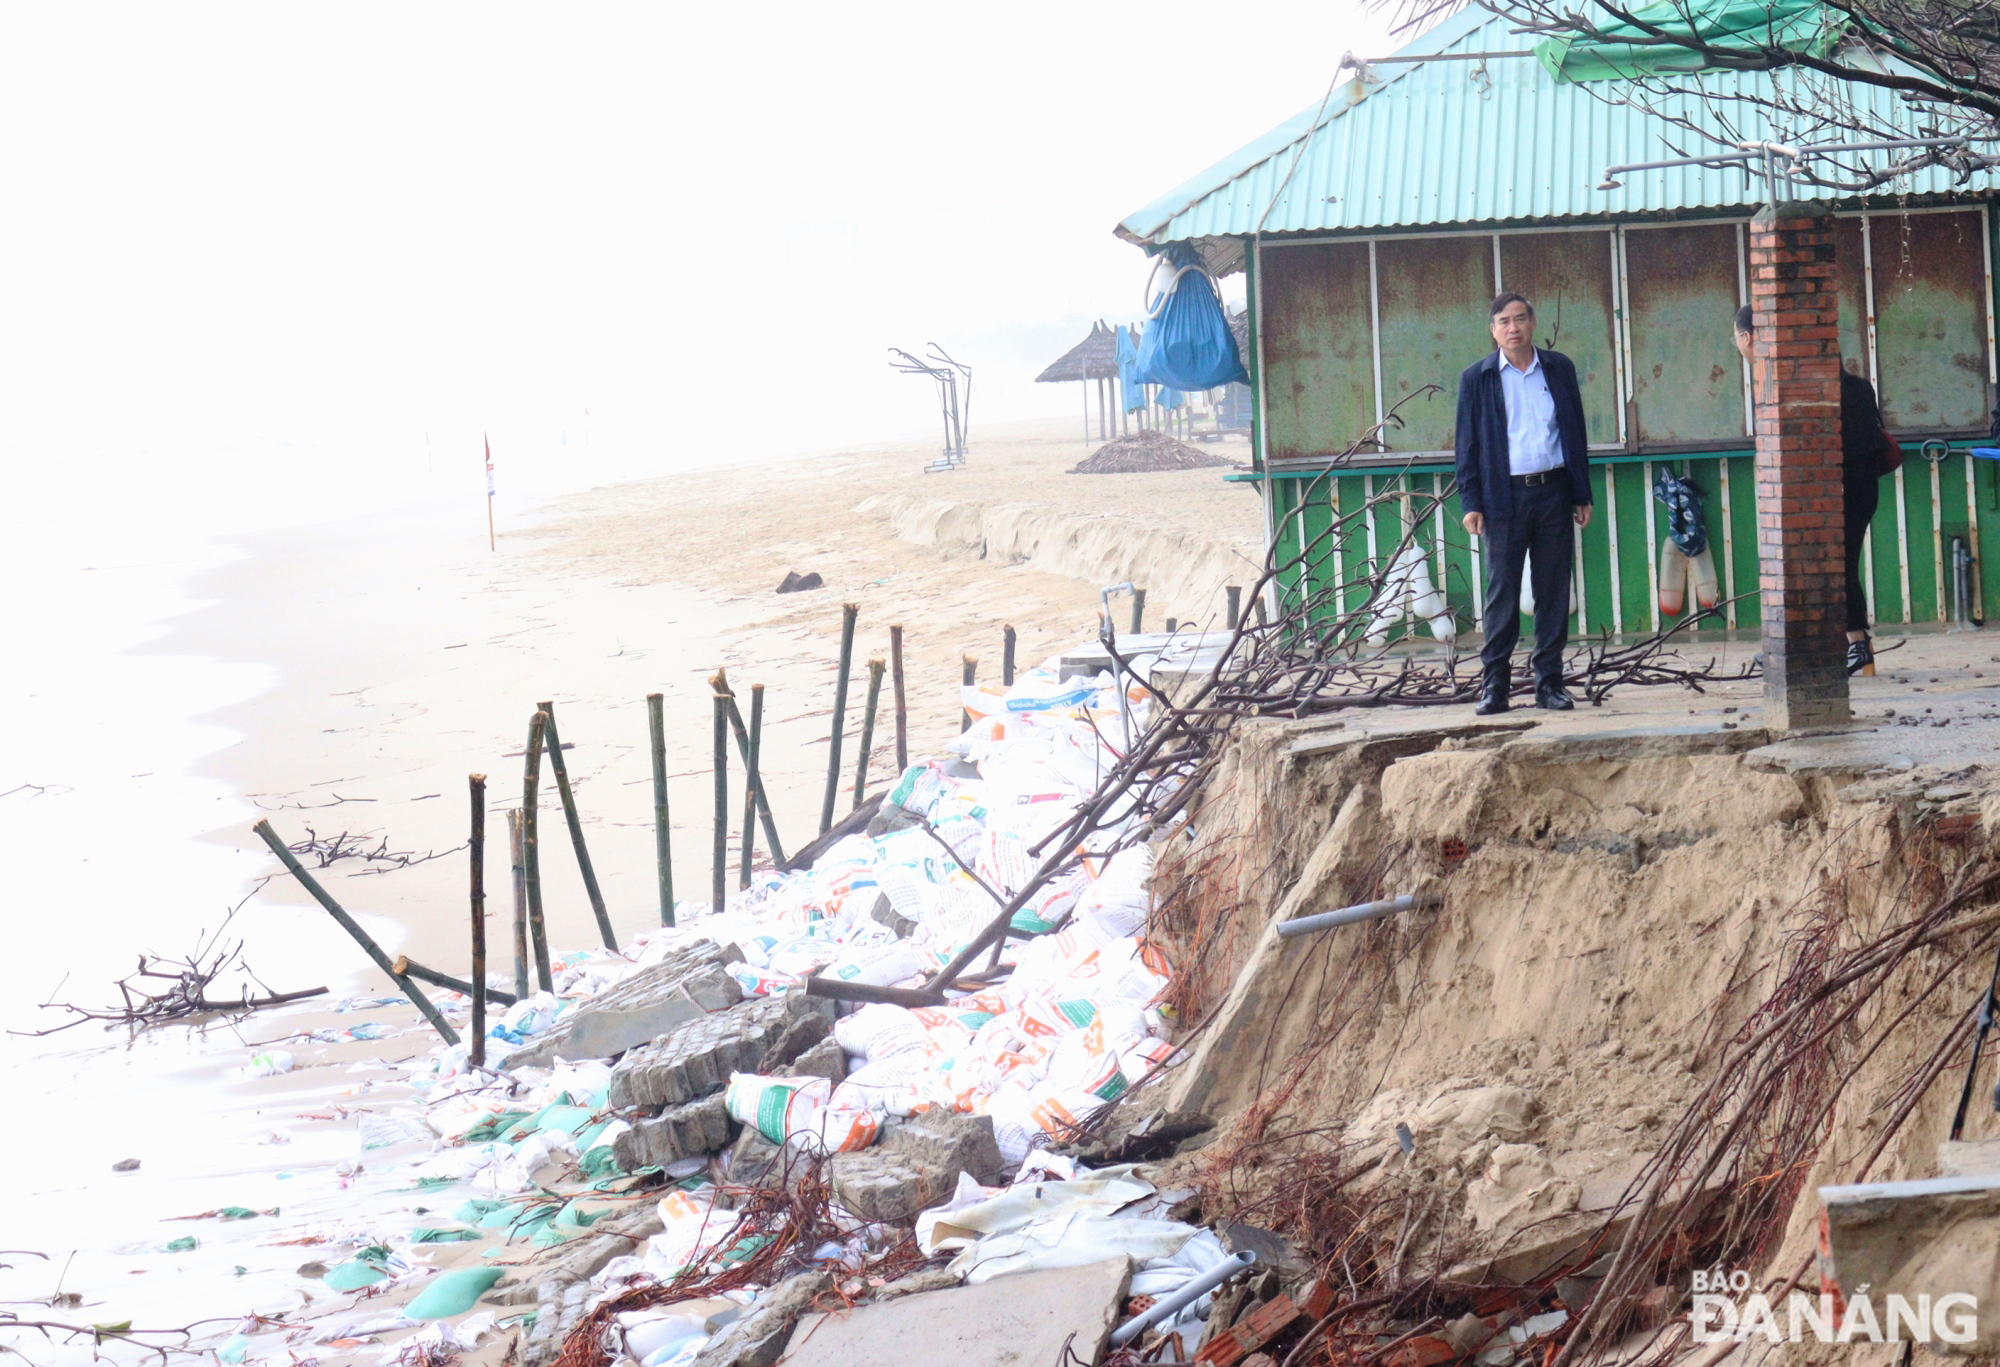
[756,1011,831,1073]
[613,1093,736,1171]
[777,1036,845,1085]
[825,1111,1005,1222]
[696,1268,831,1367]
[507,939,740,1068]
[1821,1172,2000,1354]
[777,1256,1130,1367]
[563,987,707,1062]
[887,1109,1005,1184]
[610,991,833,1108]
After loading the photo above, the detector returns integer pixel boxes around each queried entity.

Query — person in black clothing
[1733,305,1895,675]
[1455,292,1595,714]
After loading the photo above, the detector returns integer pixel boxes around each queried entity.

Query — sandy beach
[174,417,1261,984]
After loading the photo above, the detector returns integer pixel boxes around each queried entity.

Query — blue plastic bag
[1134,252,1246,392]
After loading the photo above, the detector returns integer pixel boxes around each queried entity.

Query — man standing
[1454,292,1594,714]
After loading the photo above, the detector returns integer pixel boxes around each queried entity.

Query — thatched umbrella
[1036,320,1121,443]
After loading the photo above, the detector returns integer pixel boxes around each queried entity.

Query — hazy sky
[0,3,1398,511]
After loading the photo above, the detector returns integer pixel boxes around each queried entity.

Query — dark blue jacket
[1453,349,1593,520]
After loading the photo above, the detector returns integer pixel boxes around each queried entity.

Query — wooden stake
[711,671,786,867]
[820,603,858,834]
[853,658,885,808]
[395,953,518,1007]
[469,773,487,1068]
[1002,624,1016,686]
[648,692,674,927]
[739,683,763,890]
[1131,588,1147,635]
[890,624,908,775]
[960,655,978,733]
[538,701,616,952]
[1226,585,1243,629]
[523,710,553,993]
[712,692,729,912]
[251,818,459,1045]
[509,808,529,996]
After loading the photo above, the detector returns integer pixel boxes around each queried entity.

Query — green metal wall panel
[1898,465,1938,621]
[1260,242,1377,462]
[1626,224,1749,445]
[1376,235,1495,453]
[1874,211,1990,432]
[1500,231,1621,445]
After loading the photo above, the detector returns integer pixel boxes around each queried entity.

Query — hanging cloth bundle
[1134,247,1248,393]
[1652,470,1718,617]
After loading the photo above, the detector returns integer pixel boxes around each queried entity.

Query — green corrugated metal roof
[1117,9,1999,266]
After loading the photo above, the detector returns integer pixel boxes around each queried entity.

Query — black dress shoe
[1536,685,1575,711]
[1475,684,1510,715]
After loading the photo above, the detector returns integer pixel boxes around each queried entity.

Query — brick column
[1750,202,1850,731]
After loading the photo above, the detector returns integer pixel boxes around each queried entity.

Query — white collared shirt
[1499,351,1563,475]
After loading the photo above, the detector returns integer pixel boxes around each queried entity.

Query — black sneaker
[1847,637,1874,677]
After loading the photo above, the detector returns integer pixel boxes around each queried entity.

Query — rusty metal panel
[1375,235,1494,453]
[1259,242,1377,462]
[1872,210,1989,432]
[1499,231,1619,444]
[1833,217,1869,379]
[1625,223,1747,445]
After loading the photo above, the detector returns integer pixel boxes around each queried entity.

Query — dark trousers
[1479,478,1575,689]
[1844,474,1879,635]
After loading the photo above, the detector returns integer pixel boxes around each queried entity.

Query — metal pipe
[1109,1250,1257,1347]
[821,604,858,834]
[539,701,615,951]
[647,692,674,926]
[853,658,886,807]
[1276,892,1442,939]
[1957,536,1972,627]
[251,819,460,1045]
[468,773,487,1068]
[522,710,553,992]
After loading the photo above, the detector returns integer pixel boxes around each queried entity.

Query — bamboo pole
[394,954,518,1007]
[648,692,674,927]
[852,658,885,808]
[710,670,785,866]
[509,809,528,996]
[712,693,729,913]
[468,773,487,1068]
[739,683,763,890]
[523,710,553,993]
[820,603,858,834]
[960,655,977,732]
[538,701,616,952]
[890,625,908,774]
[1130,588,1147,634]
[251,819,459,1045]
[1002,624,1016,686]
